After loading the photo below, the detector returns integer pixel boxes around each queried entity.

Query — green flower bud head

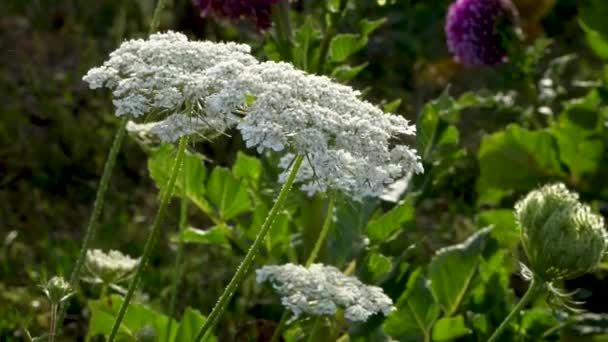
[41,276,74,305]
[516,183,608,281]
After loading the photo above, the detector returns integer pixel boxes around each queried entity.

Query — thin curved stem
[271,0,293,60]
[316,0,348,74]
[305,195,335,267]
[108,136,189,342]
[55,116,128,330]
[269,194,335,342]
[149,0,169,34]
[194,155,305,342]
[487,278,543,342]
[165,158,190,342]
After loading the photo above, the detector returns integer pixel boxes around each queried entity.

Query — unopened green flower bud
[516,183,608,281]
[41,276,74,305]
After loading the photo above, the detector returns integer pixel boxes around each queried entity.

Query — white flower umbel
[238,61,423,197]
[84,249,140,285]
[83,31,257,134]
[256,263,395,322]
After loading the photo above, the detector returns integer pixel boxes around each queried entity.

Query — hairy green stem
[108,136,189,342]
[54,116,128,331]
[316,0,348,74]
[269,194,334,341]
[194,155,305,342]
[487,279,543,342]
[271,0,293,60]
[164,159,190,342]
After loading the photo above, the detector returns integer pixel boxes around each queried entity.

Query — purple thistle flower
[195,0,280,30]
[445,0,518,66]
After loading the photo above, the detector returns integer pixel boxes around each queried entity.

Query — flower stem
[271,0,293,60]
[269,194,335,341]
[54,116,128,331]
[49,304,57,342]
[487,279,543,342]
[164,157,190,342]
[108,136,189,342]
[193,155,305,342]
[316,0,348,74]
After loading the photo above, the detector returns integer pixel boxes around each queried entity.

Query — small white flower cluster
[85,31,423,197]
[84,249,140,284]
[256,263,395,322]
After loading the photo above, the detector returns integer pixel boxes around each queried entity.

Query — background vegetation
[2,0,608,341]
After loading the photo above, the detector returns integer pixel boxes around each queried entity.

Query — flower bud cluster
[516,183,607,281]
[41,276,74,305]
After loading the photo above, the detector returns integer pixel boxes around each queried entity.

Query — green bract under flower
[516,183,608,281]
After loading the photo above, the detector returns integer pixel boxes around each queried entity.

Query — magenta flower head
[195,0,280,30]
[445,0,519,66]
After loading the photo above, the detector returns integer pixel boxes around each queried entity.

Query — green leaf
[330,62,369,82]
[293,17,321,71]
[551,122,603,178]
[206,167,252,221]
[477,124,563,204]
[360,17,387,36]
[428,228,491,316]
[477,210,519,248]
[432,315,471,341]
[366,196,414,243]
[329,34,367,63]
[88,295,172,341]
[382,99,402,113]
[175,308,212,342]
[232,152,262,186]
[366,252,393,283]
[384,269,440,340]
[148,144,211,214]
[579,0,608,39]
[176,226,230,246]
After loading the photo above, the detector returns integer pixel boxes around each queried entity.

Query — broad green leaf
[360,17,387,36]
[551,122,603,178]
[520,308,559,339]
[232,152,262,186]
[366,196,414,243]
[206,167,252,221]
[477,210,519,248]
[329,34,367,63]
[88,295,172,341]
[177,226,230,246]
[148,144,211,213]
[175,308,209,342]
[428,228,491,316]
[331,195,379,264]
[477,124,563,204]
[366,252,393,283]
[330,62,369,82]
[293,17,321,71]
[384,269,439,340]
[432,315,471,341]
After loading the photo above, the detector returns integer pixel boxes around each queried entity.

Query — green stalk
[271,0,293,60]
[108,136,189,342]
[269,194,335,342]
[487,279,543,342]
[164,157,190,342]
[194,155,305,342]
[55,116,128,330]
[316,0,348,74]
[54,0,169,334]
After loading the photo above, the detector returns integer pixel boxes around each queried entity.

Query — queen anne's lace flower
[256,263,395,322]
[83,31,257,133]
[85,32,423,197]
[84,249,140,284]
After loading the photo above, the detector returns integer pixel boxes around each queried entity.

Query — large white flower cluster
[84,249,140,284]
[256,263,395,322]
[83,31,257,133]
[84,31,423,197]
